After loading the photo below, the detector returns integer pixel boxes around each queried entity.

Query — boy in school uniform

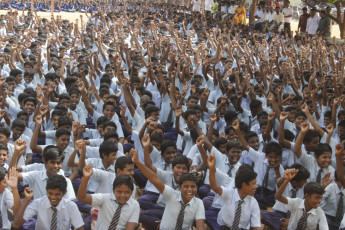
[77,166,140,230]
[261,164,310,230]
[13,174,84,230]
[131,148,205,230]
[208,153,261,230]
[294,122,335,185]
[275,169,328,230]
[333,144,345,230]
[0,167,21,230]
[234,119,284,210]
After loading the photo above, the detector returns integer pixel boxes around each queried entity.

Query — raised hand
[196,135,205,147]
[130,148,139,163]
[83,163,93,178]
[14,139,26,155]
[284,168,299,181]
[175,106,183,117]
[75,140,86,153]
[268,112,276,121]
[39,105,49,116]
[207,153,216,170]
[336,144,344,157]
[322,172,334,188]
[141,134,150,149]
[300,121,310,133]
[232,119,240,131]
[326,123,334,135]
[120,104,126,117]
[23,187,34,200]
[35,114,43,125]
[7,167,18,189]
[280,112,289,121]
[210,114,217,123]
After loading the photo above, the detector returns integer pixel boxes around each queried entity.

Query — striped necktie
[167,103,173,125]
[316,168,323,185]
[108,201,124,230]
[175,201,187,230]
[296,209,310,230]
[227,164,234,177]
[336,192,344,223]
[286,188,298,218]
[50,206,57,230]
[262,165,271,189]
[232,200,244,230]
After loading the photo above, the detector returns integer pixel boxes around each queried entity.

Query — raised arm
[142,134,157,173]
[12,188,34,229]
[275,169,299,205]
[77,164,94,205]
[233,119,250,151]
[336,144,345,187]
[278,112,292,149]
[294,121,309,159]
[208,154,223,196]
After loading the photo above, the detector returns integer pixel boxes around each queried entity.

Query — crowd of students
[0,1,343,230]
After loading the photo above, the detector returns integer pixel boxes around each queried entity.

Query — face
[227,147,242,165]
[315,152,332,169]
[295,116,306,128]
[24,101,35,115]
[51,115,60,129]
[0,134,9,145]
[179,180,198,203]
[105,67,114,77]
[267,152,281,167]
[305,193,323,209]
[103,105,115,120]
[103,152,117,165]
[218,144,227,154]
[248,136,260,151]
[47,188,66,207]
[19,115,29,127]
[304,136,320,151]
[162,146,177,164]
[186,98,198,108]
[59,98,70,108]
[288,110,297,122]
[151,141,161,151]
[104,126,116,134]
[114,184,132,205]
[338,126,345,137]
[70,94,80,108]
[173,164,188,183]
[148,111,160,122]
[55,134,70,150]
[117,164,135,177]
[12,126,25,140]
[0,150,8,166]
[241,178,258,196]
[45,159,63,176]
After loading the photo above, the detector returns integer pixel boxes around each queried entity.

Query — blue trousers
[205,207,221,230]
[261,210,287,230]
[137,191,160,210]
[140,206,165,229]
[254,187,275,210]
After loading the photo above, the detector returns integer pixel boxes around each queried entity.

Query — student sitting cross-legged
[131,148,205,230]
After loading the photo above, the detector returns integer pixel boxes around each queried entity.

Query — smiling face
[179,180,198,203]
[114,184,132,205]
[241,178,258,196]
[315,151,332,169]
[305,193,323,209]
[55,134,70,150]
[173,164,189,183]
[23,101,35,115]
[267,152,281,167]
[103,152,117,166]
[227,147,242,165]
[0,176,8,193]
[47,188,66,207]
[103,105,115,120]
[0,150,9,167]
[162,146,177,164]
[45,159,63,177]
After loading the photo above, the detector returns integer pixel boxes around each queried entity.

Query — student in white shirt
[13,174,84,230]
[77,166,139,230]
[275,169,328,230]
[208,153,261,229]
[132,149,205,230]
[262,164,310,229]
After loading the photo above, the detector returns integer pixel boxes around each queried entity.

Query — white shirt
[212,170,234,209]
[160,186,205,230]
[22,170,76,200]
[282,7,293,23]
[156,169,178,207]
[0,188,14,229]
[320,182,345,217]
[306,15,320,35]
[91,193,139,230]
[273,182,304,213]
[218,187,261,228]
[286,198,328,230]
[23,196,84,230]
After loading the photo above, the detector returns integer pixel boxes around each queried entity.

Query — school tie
[296,209,310,230]
[164,163,169,171]
[336,192,344,223]
[262,165,271,189]
[232,200,244,230]
[167,103,173,125]
[181,139,186,152]
[50,206,57,230]
[175,201,187,230]
[316,168,323,185]
[286,188,298,218]
[227,164,234,177]
[0,209,3,229]
[108,201,124,230]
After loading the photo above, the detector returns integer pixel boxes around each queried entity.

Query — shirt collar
[299,199,317,216]
[43,196,65,211]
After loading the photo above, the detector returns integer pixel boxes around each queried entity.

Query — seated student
[238,131,260,166]
[131,148,205,230]
[234,119,284,210]
[13,175,84,230]
[275,169,328,230]
[320,171,345,230]
[9,119,32,165]
[0,144,9,170]
[0,166,20,229]
[208,153,261,229]
[139,134,190,229]
[333,144,345,230]
[262,164,310,230]
[84,120,118,146]
[40,116,73,145]
[9,140,76,200]
[17,111,33,137]
[83,116,108,139]
[77,167,139,230]
[294,122,334,186]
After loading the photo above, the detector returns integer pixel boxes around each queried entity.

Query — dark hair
[172,156,190,169]
[103,121,117,131]
[58,117,72,128]
[214,137,228,149]
[235,168,257,189]
[244,131,259,142]
[150,133,164,143]
[314,143,332,158]
[161,139,177,156]
[339,120,345,128]
[288,164,310,182]
[183,109,196,120]
[102,101,115,111]
[43,145,65,163]
[303,130,320,144]
[284,130,295,142]
[58,93,71,102]
[178,173,197,186]
[0,167,6,182]
[295,111,307,119]
[264,142,282,156]
[23,97,37,107]
[99,141,118,159]
[104,131,119,141]
[115,156,134,173]
[304,181,324,195]
[226,140,242,151]
[0,144,8,153]
[113,174,134,191]
[55,128,71,139]
[12,118,26,129]
[0,127,10,137]
[97,116,109,127]
[144,105,160,118]
[249,99,262,111]
[52,109,64,118]
[17,111,29,119]
[46,174,67,192]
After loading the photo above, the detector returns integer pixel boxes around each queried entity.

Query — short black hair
[0,127,10,137]
[263,142,282,156]
[99,141,118,159]
[115,156,133,173]
[161,139,177,155]
[304,181,324,196]
[304,130,320,144]
[226,140,242,151]
[314,143,332,158]
[113,174,134,191]
[172,156,190,169]
[58,116,72,128]
[214,137,228,149]
[12,118,26,129]
[178,173,197,186]
[288,164,310,182]
[244,131,259,142]
[43,145,65,163]
[46,174,67,192]
[235,168,257,189]
[0,167,6,182]
[144,105,160,118]
[103,121,117,131]
[104,131,119,141]
[55,128,71,139]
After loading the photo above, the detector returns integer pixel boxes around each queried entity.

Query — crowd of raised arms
[0,1,342,230]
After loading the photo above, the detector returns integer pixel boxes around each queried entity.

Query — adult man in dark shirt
[318,10,331,38]
[298,7,310,36]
